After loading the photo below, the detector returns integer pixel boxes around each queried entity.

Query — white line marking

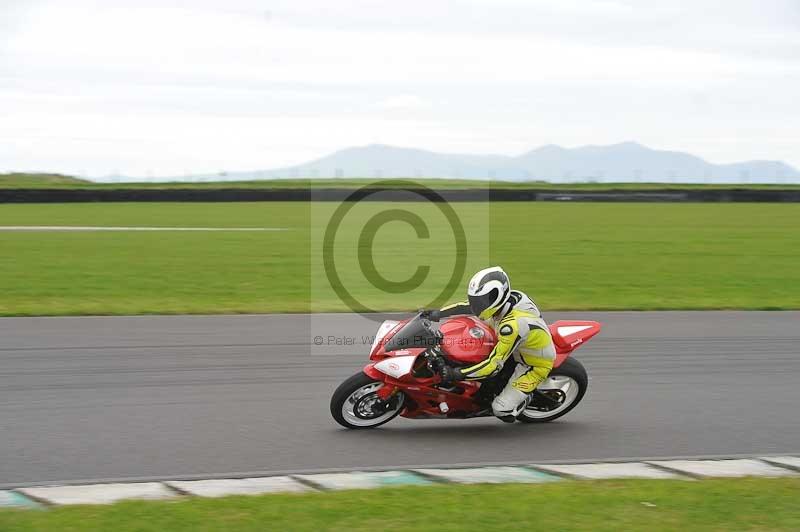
[532,462,683,480]
[647,459,798,478]
[19,482,176,505]
[294,471,431,490]
[6,454,800,493]
[9,456,800,505]
[167,477,311,497]
[0,226,290,232]
[413,466,558,484]
[761,456,800,471]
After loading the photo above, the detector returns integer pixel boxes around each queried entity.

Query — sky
[1,0,798,179]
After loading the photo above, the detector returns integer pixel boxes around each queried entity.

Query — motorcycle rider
[423,266,555,423]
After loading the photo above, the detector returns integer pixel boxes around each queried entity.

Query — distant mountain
[210,142,798,183]
[110,142,796,184]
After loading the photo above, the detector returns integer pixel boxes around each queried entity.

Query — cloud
[0,0,798,177]
[375,95,430,111]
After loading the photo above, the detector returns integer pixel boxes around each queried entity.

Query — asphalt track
[1,312,798,487]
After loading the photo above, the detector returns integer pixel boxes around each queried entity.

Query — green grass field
[0,202,798,315]
[1,479,799,531]
[2,173,799,190]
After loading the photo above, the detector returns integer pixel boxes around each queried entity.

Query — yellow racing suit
[438,290,556,418]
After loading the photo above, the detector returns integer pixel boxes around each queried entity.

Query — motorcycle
[330,312,601,429]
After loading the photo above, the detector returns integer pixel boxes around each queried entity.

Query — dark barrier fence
[1,188,800,203]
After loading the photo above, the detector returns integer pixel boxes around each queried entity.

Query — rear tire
[516,357,588,423]
[330,372,404,429]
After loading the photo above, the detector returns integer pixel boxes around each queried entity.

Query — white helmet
[467,266,511,320]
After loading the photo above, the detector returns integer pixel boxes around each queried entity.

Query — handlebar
[417,309,442,323]
[424,347,446,373]
[416,313,443,345]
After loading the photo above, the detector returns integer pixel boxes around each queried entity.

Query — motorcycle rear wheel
[330,372,405,429]
[516,357,588,423]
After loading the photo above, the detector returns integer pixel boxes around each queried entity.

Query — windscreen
[383,314,439,352]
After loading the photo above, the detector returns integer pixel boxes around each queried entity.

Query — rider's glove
[419,309,442,322]
[439,365,464,385]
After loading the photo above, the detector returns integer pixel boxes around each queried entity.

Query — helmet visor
[469,289,499,319]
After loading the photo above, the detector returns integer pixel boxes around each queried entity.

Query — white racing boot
[491,386,530,423]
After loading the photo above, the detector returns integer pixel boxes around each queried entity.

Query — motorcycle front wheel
[330,372,405,429]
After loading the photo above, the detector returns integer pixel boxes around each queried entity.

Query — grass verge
[0,202,798,315]
[1,478,799,531]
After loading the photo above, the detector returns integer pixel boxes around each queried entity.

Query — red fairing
[368,315,600,371]
[549,320,602,367]
[439,316,497,364]
[363,363,383,380]
[369,321,404,360]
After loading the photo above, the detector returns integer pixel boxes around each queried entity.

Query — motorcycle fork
[376,384,398,401]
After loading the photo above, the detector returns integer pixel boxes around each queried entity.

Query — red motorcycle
[331,312,601,429]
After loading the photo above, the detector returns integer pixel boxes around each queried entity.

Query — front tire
[517,357,588,423]
[330,372,405,429]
